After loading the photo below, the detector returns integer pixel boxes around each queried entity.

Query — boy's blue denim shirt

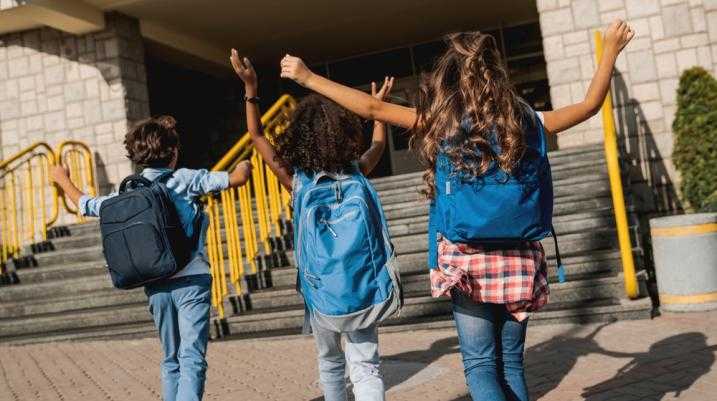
[79,167,229,278]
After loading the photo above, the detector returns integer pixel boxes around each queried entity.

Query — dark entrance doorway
[144,51,243,169]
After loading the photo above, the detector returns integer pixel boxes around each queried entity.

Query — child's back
[231,50,397,401]
[51,115,252,401]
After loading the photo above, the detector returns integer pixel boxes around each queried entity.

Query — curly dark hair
[124,115,180,168]
[274,94,363,173]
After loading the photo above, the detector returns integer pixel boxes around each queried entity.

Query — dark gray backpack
[99,172,196,289]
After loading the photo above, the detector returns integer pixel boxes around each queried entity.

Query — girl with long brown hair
[281,20,634,401]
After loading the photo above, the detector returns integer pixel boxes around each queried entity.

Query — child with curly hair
[230,49,395,401]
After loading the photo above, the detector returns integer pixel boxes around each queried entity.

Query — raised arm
[280,55,417,129]
[542,20,634,135]
[231,49,294,190]
[359,77,395,175]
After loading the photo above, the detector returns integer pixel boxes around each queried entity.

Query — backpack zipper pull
[321,218,338,238]
[335,181,343,203]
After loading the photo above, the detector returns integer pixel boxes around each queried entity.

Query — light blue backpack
[293,165,403,333]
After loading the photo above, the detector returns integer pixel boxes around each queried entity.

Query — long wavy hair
[274,94,363,173]
[410,31,527,199]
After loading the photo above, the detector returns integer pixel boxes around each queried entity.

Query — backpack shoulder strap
[154,171,174,185]
[428,201,439,269]
[551,225,566,283]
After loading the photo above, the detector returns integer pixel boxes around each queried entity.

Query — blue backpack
[428,111,565,281]
[293,165,403,332]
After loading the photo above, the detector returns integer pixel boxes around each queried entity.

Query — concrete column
[0,12,150,194]
[537,0,717,213]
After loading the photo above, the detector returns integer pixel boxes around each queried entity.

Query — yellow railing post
[594,31,639,299]
[195,94,296,317]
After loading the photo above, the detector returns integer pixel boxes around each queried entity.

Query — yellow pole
[220,190,238,290]
[228,187,245,280]
[9,173,19,257]
[1,185,8,264]
[39,156,48,241]
[26,162,36,242]
[594,30,639,299]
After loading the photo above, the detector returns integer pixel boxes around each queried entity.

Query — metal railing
[205,94,296,322]
[56,141,97,223]
[0,141,96,282]
[594,31,639,299]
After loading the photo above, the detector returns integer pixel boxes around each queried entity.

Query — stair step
[0,321,157,346]
[14,260,105,283]
[0,288,145,320]
[0,304,152,339]
[0,274,111,303]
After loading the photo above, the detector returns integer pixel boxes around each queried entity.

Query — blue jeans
[451,290,530,401]
[145,274,212,401]
[311,319,385,401]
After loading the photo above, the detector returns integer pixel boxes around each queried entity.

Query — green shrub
[700,190,717,213]
[672,67,717,211]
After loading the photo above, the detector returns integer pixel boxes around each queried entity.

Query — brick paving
[1,311,716,401]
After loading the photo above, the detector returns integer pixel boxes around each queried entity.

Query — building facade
[1,0,715,213]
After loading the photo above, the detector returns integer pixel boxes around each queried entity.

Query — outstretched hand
[280,54,313,85]
[49,165,70,185]
[604,19,634,54]
[371,77,395,101]
[230,49,257,88]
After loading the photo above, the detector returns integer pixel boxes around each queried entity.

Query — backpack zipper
[320,218,338,238]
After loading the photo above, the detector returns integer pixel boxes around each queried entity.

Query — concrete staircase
[0,144,654,345]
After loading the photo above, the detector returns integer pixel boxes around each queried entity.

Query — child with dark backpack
[280,20,634,401]
[49,116,253,401]
[230,49,401,401]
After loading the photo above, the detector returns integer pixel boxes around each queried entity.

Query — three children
[51,19,634,401]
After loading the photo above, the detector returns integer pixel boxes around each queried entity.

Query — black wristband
[245,96,260,104]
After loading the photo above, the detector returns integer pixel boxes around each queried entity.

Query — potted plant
[649,67,717,312]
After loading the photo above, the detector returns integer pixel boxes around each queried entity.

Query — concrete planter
[650,213,717,312]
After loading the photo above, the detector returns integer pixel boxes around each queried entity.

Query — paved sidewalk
[1,311,716,401]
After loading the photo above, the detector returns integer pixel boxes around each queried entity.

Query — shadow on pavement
[581,332,716,400]
[440,322,716,401]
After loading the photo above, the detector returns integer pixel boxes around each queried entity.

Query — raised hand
[604,19,635,54]
[280,54,313,85]
[230,49,258,88]
[49,164,70,185]
[371,76,395,101]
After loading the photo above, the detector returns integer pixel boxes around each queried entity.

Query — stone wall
[0,12,149,194]
[538,0,717,213]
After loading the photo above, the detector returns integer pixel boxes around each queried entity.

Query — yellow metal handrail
[1,143,58,267]
[0,140,97,273]
[594,31,639,299]
[205,94,297,320]
[56,140,97,222]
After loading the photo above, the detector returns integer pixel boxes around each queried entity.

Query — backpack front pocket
[103,222,170,288]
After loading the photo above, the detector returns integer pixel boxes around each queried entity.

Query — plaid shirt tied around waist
[430,238,550,321]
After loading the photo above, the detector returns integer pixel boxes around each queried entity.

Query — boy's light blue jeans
[311,319,385,401]
[145,274,212,401]
[452,290,530,401]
